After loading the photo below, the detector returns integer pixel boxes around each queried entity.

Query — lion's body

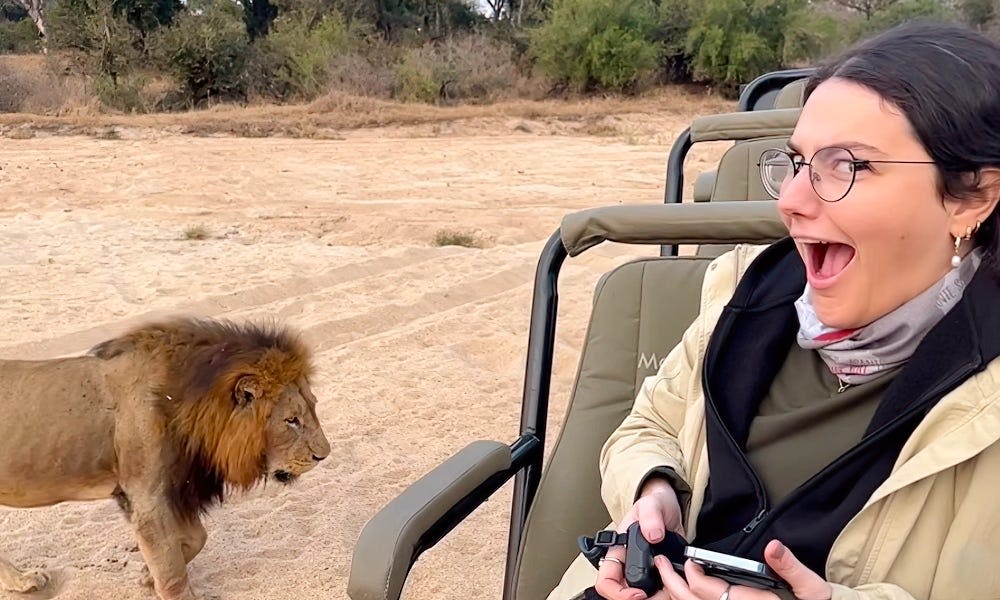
[0,318,330,600]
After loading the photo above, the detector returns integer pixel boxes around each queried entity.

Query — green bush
[686,0,834,95]
[0,19,40,53]
[848,0,955,42]
[960,0,997,29]
[585,25,659,90]
[654,0,694,82]
[93,71,148,112]
[259,10,350,99]
[157,0,250,105]
[529,0,660,92]
[392,48,438,103]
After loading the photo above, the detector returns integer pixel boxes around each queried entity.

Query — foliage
[156,0,250,105]
[685,0,835,95]
[529,0,660,92]
[0,17,38,52]
[258,9,350,99]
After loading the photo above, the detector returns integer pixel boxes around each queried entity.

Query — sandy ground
[0,108,730,599]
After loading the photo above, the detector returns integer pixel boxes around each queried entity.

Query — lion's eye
[285,416,301,428]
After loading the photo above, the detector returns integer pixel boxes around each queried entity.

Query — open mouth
[272,470,298,485]
[802,240,856,289]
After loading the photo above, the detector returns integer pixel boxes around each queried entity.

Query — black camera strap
[577,529,628,569]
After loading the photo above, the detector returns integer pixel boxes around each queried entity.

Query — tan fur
[0,317,331,600]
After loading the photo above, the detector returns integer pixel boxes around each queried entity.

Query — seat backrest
[692,76,808,204]
[774,78,806,109]
[513,255,714,600]
[692,108,800,203]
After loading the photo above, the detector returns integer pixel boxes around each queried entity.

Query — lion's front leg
[129,503,201,600]
[139,518,207,590]
[0,555,49,594]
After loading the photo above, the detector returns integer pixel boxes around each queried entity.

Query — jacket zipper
[742,509,767,533]
[701,308,770,534]
[735,359,978,552]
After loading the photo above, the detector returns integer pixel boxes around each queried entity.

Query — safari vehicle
[347,68,813,600]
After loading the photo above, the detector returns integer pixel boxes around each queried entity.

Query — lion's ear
[233,375,262,408]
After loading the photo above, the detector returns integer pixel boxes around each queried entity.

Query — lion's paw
[9,569,49,593]
[138,565,153,588]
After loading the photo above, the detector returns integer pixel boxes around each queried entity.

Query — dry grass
[433,229,482,248]
[183,225,211,240]
[0,54,735,138]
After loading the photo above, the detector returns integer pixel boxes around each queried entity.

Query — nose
[776,166,822,220]
[312,453,328,463]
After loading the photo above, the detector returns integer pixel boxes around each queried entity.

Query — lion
[0,317,331,600]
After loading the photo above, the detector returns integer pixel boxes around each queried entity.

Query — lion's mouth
[272,470,298,484]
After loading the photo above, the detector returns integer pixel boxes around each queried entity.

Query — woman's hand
[593,478,686,600]
[652,540,833,600]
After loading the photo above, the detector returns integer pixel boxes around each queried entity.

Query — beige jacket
[551,245,1000,600]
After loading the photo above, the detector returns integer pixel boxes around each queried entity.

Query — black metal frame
[737,67,816,112]
[658,68,815,258]
[399,68,817,600]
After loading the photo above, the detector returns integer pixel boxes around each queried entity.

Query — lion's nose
[312,453,328,463]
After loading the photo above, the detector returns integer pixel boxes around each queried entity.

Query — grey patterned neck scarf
[795,249,983,385]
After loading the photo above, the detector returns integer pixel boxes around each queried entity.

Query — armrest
[347,440,513,600]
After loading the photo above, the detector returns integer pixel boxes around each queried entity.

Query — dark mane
[91,316,313,520]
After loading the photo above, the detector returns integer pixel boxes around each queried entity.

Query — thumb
[763,540,832,600]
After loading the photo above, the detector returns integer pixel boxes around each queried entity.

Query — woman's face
[777,77,956,330]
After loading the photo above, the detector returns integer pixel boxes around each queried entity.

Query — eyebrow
[785,139,887,156]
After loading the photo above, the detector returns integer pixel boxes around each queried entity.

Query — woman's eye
[832,160,856,174]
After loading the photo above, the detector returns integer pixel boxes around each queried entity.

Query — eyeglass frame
[757,147,937,202]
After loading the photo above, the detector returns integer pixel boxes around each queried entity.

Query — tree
[686,0,836,95]
[530,0,660,92]
[112,0,183,48]
[242,0,277,39]
[11,0,45,48]
[829,0,898,20]
[483,0,505,20]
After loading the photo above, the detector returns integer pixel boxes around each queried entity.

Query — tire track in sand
[0,246,447,358]
[0,245,540,361]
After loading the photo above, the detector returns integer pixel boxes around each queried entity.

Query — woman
[547,21,1000,600]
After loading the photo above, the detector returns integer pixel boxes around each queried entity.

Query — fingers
[637,499,666,543]
[683,560,732,600]
[662,559,777,600]
[594,543,645,600]
[763,540,833,600]
[654,555,696,600]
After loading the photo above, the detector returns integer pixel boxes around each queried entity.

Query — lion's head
[239,374,331,485]
[92,317,332,519]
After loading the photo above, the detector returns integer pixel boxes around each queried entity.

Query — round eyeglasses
[758,147,936,202]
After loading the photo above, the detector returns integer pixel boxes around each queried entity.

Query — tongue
[818,243,855,279]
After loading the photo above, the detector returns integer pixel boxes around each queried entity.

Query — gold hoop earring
[952,234,963,268]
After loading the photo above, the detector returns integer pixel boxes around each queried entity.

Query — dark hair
[804,21,1000,271]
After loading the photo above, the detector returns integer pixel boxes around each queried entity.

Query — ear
[947,168,1000,232]
[233,375,262,408]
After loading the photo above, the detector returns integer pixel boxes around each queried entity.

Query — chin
[812,298,865,331]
